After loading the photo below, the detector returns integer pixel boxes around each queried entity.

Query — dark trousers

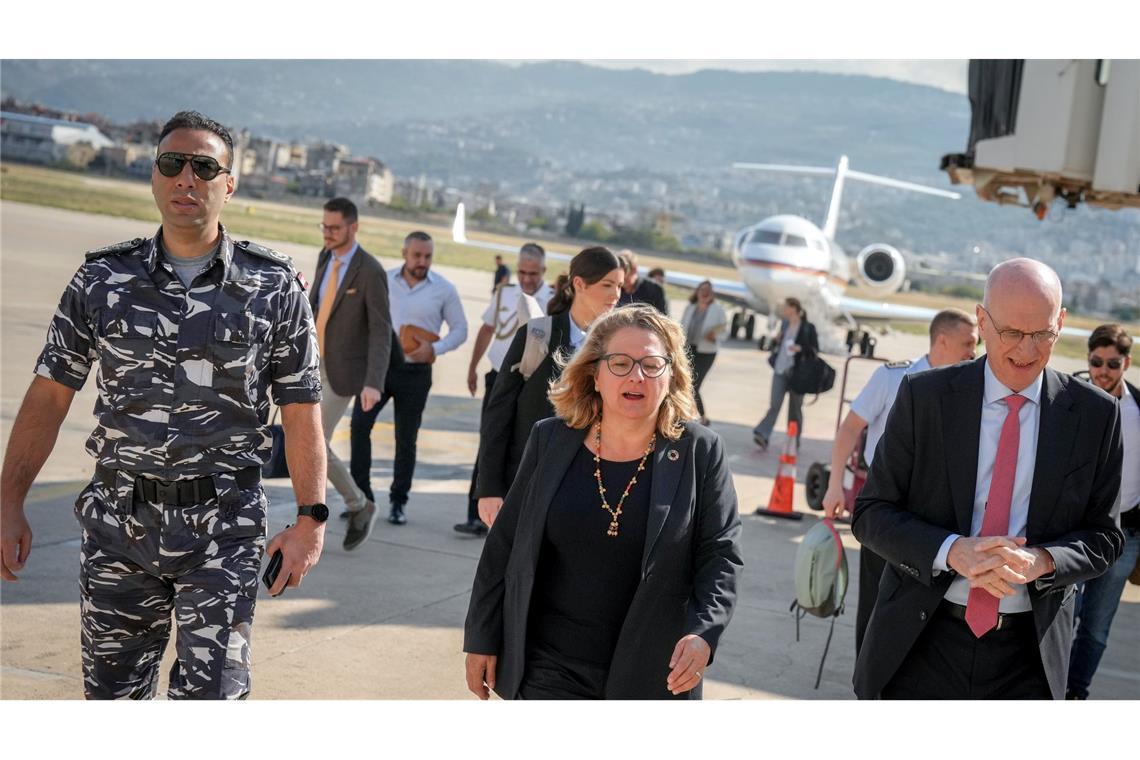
[350,362,433,506]
[881,602,1051,699]
[687,347,716,418]
[517,644,608,700]
[466,369,499,523]
[855,547,887,657]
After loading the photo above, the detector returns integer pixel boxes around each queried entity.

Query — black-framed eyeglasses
[980,305,1059,347]
[1089,356,1124,370]
[597,353,672,377]
[155,152,232,181]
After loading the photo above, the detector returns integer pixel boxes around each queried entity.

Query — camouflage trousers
[75,470,267,700]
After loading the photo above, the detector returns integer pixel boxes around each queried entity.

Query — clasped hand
[947,536,1052,600]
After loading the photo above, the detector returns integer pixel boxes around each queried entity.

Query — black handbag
[789,354,836,395]
[262,405,290,479]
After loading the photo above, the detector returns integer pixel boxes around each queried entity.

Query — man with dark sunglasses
[1067,323,1139,699]
[0,110,328,700]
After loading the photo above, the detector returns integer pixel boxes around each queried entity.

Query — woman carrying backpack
[752,297,818,450]
[475,246,625,528]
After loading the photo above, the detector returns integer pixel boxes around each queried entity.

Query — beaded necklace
[593,422,656,537]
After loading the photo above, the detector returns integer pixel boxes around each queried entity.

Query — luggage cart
[804,354,888,516]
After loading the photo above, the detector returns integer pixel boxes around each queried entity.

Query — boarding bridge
[941,59,1140,217]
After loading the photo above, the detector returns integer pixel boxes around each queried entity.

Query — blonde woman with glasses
[463,305,743,700]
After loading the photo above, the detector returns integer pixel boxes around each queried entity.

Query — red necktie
[965,394,1027,638]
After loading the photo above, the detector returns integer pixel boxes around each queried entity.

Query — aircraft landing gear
[845,329,877,358]
[731,311,757,342]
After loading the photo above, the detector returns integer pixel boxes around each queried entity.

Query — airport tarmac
[2,200,1137,700]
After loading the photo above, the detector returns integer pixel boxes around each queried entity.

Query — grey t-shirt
[162,242,218,288]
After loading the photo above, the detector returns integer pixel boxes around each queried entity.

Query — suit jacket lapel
[310,248,330,312]
[327,247,364,317]
[641,432,692,575]
[943,358,985,536]
[523,423,587,562]
[1027,369,1077,537]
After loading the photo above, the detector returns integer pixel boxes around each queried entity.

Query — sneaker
[388,503,407,525]
[753,432,769,450]
[453,520,488,537]
[343,501,378,551]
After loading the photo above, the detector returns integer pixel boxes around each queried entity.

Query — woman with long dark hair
[752,297,818,450]
[680,280,727,425]
[474,246,625,527]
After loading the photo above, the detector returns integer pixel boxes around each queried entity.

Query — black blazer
[475,311,573,499]
[766,319,819,370]
[309,245,392,397]
[852,357,1125,699]
[464,418,744,700]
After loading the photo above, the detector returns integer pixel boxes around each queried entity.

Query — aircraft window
[811,239,826,251]
[749,230,783,245]
[784,234,808,247]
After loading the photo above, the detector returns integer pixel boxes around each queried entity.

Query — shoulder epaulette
[885,359,914,369]
[85,238,144,260]
[236,240,294,268]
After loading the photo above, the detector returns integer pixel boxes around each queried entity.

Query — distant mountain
[3,59,1138,273]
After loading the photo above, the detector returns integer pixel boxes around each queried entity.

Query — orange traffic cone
[755,421,804,520]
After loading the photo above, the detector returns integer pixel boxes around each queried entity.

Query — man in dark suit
[310,197,392,551]
[853,258,1124,700]
[616,250,668,315]
[1066,323,1139,699]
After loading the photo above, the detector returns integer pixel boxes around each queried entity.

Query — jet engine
[854,244,906,296]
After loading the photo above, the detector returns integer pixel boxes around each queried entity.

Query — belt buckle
[154,479,179,505]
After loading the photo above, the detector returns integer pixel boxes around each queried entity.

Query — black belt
[95,464,260,506]
[941,601,1033,632]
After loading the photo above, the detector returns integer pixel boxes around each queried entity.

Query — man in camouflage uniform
[0,111,328,699]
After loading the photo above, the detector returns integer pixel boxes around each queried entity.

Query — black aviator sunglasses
[155,152,232,181]
[1089,356,1124,370]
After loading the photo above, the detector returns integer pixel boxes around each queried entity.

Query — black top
[527,443,654,667]
[618,278,668,315]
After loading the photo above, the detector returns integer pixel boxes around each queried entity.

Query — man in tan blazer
[309,197,392,551]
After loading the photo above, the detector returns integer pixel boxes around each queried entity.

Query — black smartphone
[262,549,288,596]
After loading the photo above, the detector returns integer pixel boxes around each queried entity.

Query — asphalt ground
[2,200,1137,701]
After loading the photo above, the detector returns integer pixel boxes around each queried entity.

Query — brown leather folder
[399,324,440,364]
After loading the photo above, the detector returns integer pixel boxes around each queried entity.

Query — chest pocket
[212,313,262,402]
[98,309,159,387]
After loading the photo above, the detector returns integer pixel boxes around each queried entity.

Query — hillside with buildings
[2,59,1137,320]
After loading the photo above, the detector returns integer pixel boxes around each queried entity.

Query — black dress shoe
[388,503,407,525]
[453,520,488,537]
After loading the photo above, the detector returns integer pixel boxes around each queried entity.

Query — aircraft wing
[662,269,755,308]
[451,202,572,262]
[839,295,1091,338]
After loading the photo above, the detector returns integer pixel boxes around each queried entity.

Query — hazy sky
[577,60,970,93]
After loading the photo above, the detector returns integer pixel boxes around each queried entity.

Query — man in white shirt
[349,231,468,526]
[822,308,978,654]
[853,258,1123,699]
[456,243,554,536]
[1067,323,1139,699]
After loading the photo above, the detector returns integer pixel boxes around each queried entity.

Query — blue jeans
[753,371,803,443]
[1066,521,1140,698]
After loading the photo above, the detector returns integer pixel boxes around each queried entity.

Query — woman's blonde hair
[549,305,698,440]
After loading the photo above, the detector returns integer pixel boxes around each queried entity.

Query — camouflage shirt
[35,225,322,480]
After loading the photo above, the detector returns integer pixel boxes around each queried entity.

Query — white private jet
[451,156,1086,353]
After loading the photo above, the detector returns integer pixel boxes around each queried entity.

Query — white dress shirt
[388,267,468,360]
[1119,388,1140,512]
[850,354,931,464]
[481,282,555,372]
[934,360,1044,612]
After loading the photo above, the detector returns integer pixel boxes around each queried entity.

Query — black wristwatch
[297,503,330,523]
